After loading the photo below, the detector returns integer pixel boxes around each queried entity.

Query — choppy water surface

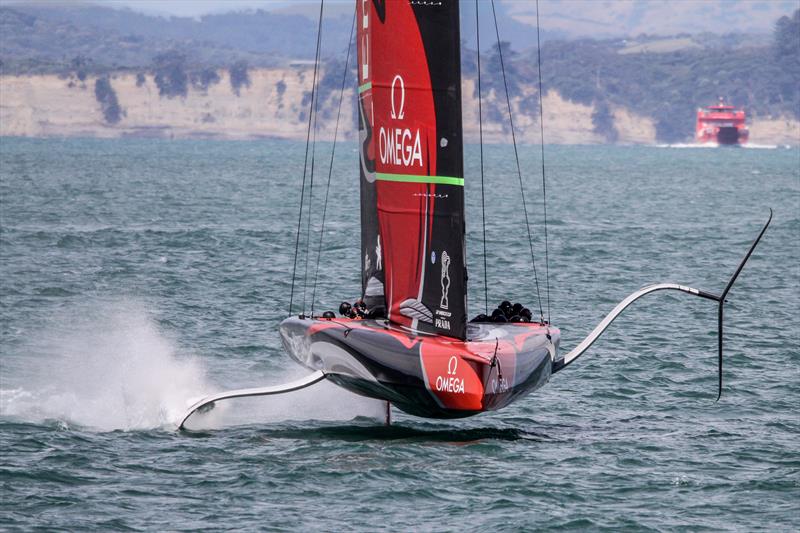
[1,138,798,530]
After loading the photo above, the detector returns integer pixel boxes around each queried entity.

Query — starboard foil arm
[553,283,718,370]
[178,370,326,429]
[553,209,772,401]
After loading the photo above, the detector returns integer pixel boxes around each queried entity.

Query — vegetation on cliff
[516,10,799,142]
[1,4,797,143]
[229,61,250,96]
[94,76,122,124]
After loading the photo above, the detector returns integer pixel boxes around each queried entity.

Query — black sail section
[357,0,384,310]
[412,1,466,339]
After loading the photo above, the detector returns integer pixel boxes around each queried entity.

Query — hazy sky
[98,0,800,33]
[16,0,797,36]
[102,0,346,18]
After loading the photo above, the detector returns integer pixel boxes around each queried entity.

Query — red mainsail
[357,0,466,339]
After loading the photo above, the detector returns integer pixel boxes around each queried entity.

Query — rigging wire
[475,0,488,316]
[311,10,356,317]
[301,5,326,316]
[535,0,552,324]
[490,0,544,322]
[288,0,325,316]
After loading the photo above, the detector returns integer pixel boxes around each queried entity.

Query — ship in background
[696,98,749,145]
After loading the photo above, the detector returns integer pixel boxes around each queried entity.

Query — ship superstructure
[696,98,749,145]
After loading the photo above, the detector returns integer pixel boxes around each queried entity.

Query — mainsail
[357,0,466,339]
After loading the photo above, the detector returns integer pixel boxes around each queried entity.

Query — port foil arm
[553,209,772,401]
[178,370,327,429]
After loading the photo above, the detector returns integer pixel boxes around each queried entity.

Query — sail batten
[358,0,466,339]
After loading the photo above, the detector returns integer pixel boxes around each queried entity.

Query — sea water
[1,137,797,530]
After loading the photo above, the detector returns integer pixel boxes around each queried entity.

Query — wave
[742,143,782,150]
[655,142,785,149]
[655,143,720,149]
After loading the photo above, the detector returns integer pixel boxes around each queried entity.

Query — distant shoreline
[2,70,798,146]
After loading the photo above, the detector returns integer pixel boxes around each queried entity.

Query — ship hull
[698,126,749,145]
[696,101,749,145]
[716,126,744,145]
[280,317,559,419]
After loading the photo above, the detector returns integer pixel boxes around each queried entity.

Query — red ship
[696,98,749,145]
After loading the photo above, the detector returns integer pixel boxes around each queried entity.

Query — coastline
[1,69,798,146]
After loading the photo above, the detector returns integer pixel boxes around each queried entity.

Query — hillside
[0,4,798,144]
[2,67,797,146]
[515,22,800,142]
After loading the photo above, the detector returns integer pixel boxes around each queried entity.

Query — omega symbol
[390,75,405,120]
[447,356,458,375]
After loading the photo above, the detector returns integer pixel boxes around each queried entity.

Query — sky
[20,0,799,37]
[504,0,798,37]
[102,0,348,18]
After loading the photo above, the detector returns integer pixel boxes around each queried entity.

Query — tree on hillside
[592,99,618,142]
[71,55,90,81]
[94,76,122,124]
[481,41,520,129]
[153,51,188,98]
[773,9,800,118]
[773,9,800,61]
[230,60,250,96]
[191,68,220,92]
[485,41,520,97]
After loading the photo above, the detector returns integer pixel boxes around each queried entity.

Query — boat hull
[279,317,560,419]
[695,101,749,145]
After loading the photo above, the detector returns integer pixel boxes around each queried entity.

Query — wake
[655,142,783,149]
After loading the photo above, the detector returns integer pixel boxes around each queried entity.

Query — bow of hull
[280,317,559,419]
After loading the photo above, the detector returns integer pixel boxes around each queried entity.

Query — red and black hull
[695,101,749,145]
[280,317,559,419]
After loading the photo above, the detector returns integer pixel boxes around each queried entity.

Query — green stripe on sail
[375,173,464,186]
[358,81,372,94]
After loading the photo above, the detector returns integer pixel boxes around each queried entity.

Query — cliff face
[0,69,351,140]
[1,68,797,145]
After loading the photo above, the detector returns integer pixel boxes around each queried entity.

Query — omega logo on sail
[378,74,424,168]
[390,75,405,119]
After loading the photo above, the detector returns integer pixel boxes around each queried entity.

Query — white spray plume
[1,299,211,431]
[1,299,387,432]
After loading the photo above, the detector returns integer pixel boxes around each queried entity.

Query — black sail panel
[357,0,383,310]
[413,1,466,339]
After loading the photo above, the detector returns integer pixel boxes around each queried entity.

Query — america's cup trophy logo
[440,251,451,310]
